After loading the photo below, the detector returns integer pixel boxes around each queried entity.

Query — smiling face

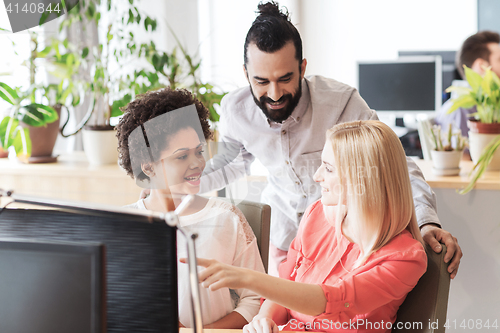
[313,142,343,206]
[244,41,307,123]
[149,127,206,196]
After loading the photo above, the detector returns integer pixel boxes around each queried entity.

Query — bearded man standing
[196,1,462,279]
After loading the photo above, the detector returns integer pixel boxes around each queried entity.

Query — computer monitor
[398,50,461,102]
[0,204,178,333]
[357,56,442,119]
[0,239,105,333]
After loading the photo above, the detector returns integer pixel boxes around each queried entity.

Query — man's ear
[243,64,249,83]
[471,58,489,75]
[300,58,307,79]
[141,163,155,177]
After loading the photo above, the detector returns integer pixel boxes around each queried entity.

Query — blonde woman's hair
[326,120,424,267]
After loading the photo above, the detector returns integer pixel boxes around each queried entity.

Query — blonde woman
[187,120,427,333]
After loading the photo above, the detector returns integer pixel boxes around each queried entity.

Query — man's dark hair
[116,87,212,181]
[457,30,500,78]
[244,1,303,66]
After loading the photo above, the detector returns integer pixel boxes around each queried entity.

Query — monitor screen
[0,239,105,333]
[398,51,461,102]
[358,57,442,115]
[0,207,178,333]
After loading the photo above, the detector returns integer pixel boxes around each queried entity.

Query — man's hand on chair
[421,224,463,279]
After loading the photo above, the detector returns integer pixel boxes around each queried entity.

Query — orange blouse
[279,200,427,333]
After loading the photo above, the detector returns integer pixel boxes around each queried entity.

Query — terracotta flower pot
[467,120,500,134]
[467,120,500,171]
[0,146,9,158]
[23,105,62,163]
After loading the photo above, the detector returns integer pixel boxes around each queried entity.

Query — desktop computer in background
[357,56,443,158]
[0,203,178,333]
[398,50,461,103]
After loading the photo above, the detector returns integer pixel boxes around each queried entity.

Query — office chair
[220,198,271,273]
[393,243,451,333]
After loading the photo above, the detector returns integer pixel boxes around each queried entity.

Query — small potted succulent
[427,124,468,176]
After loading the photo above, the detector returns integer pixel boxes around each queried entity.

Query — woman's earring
[143,164,155,177]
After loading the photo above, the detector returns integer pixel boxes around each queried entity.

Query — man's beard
[251,80,302,123]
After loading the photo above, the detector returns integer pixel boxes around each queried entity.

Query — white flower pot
[468,131,500,171]
[430,150,463,176]
[82,128,118,166]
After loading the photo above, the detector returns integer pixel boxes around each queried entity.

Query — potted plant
[54,1,226,165]
[0,32,64,163]
[134,28,226,126]
[446,66,500,169]
[54,0,161,165]
[446,65,500,193]
[0,28,86,162]
[0,83,58,162]
[426,123,468,176]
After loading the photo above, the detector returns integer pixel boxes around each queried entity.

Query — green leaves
[20,104,59,127]
[82,47,89,59]
[197,83,225,123]
[144,17,157,31]
[445,85,471,95]
[447,66,500,124]
[12,127,31,161]
[0,82,19,105]
[37,46,53,58]
[86,1,96,20]
[464,66,483,91]
[459,134,500,194]
[0,117,18,149]
[0,116,31,157]
[446,94,476,114]
[111,94,132,118]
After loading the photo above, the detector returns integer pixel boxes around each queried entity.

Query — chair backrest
[393,243,451,333]
[220,198,271,273]
[417,116,436,161]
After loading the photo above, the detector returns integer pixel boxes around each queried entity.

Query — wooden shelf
[413,159,500,190]
[0,152,142,207]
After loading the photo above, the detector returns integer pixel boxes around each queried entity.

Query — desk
[179,327,243,333]
[0,152,142,207]
[413,159,500,326]
[413,159,500,190]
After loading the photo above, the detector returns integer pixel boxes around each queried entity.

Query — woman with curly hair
[116,87,264,329]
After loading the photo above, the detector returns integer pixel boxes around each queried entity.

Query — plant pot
[0,146,8,158]
[430,150,463,176]
[468,120,500,134]
[82,127,118,166]
[467,120,500,171]
[22,105,62,163]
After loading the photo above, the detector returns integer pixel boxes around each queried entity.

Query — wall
[300,0,478,87]
[198,0,478,89]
